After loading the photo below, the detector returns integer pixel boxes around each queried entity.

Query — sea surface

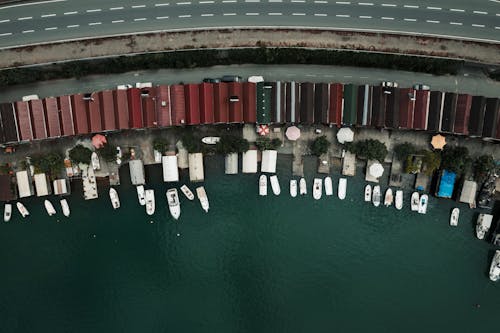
[1,155,499,333]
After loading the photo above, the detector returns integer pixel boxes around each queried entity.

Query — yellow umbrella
[431,134,446,150]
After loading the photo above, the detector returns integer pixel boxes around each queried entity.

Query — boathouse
[162,154,179,182]
[53,179,69,195]
[34,173,50,197]
[129,159,145,185]
[225,153,238,175]
[242,149,258,173]
[261,150,277,173]
[16,170,32,198]
[459,180,477,207]
[188,153,204,182]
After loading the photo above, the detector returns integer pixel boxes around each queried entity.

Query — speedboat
[450,208,459,227]
[201,137,220,145]
[313,178,322,200]
[364,185,371,202]
[196,186,210,213]
[270,175,281,195]
[489,250,500,282]
[166,188,181,220]
[476,214,493,240]
[299,178,307,195]
[16,202,29,218]
[338,178,347,200]
[372,185,381,207]
[60,199,70,217]
[91,152,100,170]
[4,203,12,222]
[180,185,195,201]
[116,146,122,165]
[44,200,56,216]
[411,192,420,211]
[109,187,120,209]
[145,189,155,216]
[324,177,333,196]
[136,185,146,205]
[418,194,428,214]
[384,188,393,207]
[395,190,403,210]
[259,175,267,196]
[290,179,297,197]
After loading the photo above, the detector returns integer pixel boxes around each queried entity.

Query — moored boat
[180,185,195,201]
[324,177,333,196]
[313,178,322,200]
[60,199,70,217]
[372,185,381,207]
[166,188,181,220]
[136,185,146,205]
[44,200,56,216]
[489,250,500,282]
[259,175,267,196]
[16,202,29,218]
[145,189,155,216]
[395,190,403,210]
[270,175,281,195]
[411,192,420,211]
[196,186,210,213]
[290,179,297,197]
[4,203,12,222]
[450,208,459,227]
[418,194,428,214]
[201,136,221,145]
[476,214,493,240]
[338,178,347,200]
[364,185,372,202]
[299,178,307,195]
[109,187,120,209]
[91,152,100,170]
[384,188,393,207]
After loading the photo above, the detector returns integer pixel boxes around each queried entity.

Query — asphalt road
[0,0,499,48]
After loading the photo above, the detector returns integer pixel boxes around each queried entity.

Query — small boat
[91,152,100,170]
[201,136,221,145]
[410,192,420,211]
[259,175,267,196]
[136,185,146,205]
[180,185,195,201]
[166,188,181,220]
[109,187,120,209]
[60,199,70,217]
[299,178,307,195]
[4,203,12,222]
[16,202,29,218]
[364,185,372,202]
[372,185,381,207]
[489,250,500,282]
[145,189,155,216]
[196,186,210,213]
[313,178,322,200]
[450,208,459,227]
[418,194,428,214]
[290,179,297,197]
[338,178,347,200]
[324,177,333,196]
[116,146,122,165]
[384,188,393,207]
[395,190,403,210]
[270,175,281,195]
[44,200,56,216]
[476,214,493,240]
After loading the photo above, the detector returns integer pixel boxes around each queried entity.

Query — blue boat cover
[437,170,456,198]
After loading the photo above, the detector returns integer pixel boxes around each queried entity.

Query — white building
[261,150,277,173]
[162,154,179,182]
[16,170,33,198]
[34,173,50,197]
[242,150,258,173]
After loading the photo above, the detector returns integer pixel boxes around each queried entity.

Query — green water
[1,155,499,333]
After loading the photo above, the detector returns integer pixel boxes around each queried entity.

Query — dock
[292,142,304,177]
[317,153,330,174]
[342,152,356,177]
[82,165,98,200]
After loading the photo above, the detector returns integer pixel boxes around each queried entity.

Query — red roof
[413,90,430,130]
[88,93,103,133]
[29,99,47,139]
[71,94,89,135]
[58,96,75,136]
[170,85,186,126]
[199,83,214,124]
[214,83,229,123]
[228,82,243,123]
[127,88,143,129]
[155,85,172,127]
[15,101,33,141]
[43,97,61,138]
[100,90,117,131]
[184,84,200,125]
[142,87,157,128]
[243,82,256,123]
[114,89,129,129]
[329,83,343,126]
[454,94,471,135]
[398,88,415,129]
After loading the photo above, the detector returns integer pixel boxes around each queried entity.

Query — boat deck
[82,167,98,200]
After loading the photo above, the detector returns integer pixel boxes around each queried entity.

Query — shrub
[310,136,330,156]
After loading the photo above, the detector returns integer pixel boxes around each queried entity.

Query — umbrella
[369,162,384,178]
[92,134,107,149]
[431,134,446,150]
[257,124,270,136]
[285,126,301,141]
[336,127,354,144]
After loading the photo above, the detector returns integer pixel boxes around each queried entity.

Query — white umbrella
[336,127,354,144]
[369,163,384,178]
[285,126,301,141]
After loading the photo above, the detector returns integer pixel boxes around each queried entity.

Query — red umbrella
[257,125,270,136]
[92,134,107,149]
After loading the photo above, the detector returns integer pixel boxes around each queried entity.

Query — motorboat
[290,179,297,197]
[364,185,372,202]
[372,185,381,207]
[270,175,281,195]
[145,189,155,216]
[180,185,195,201]
[418,194,428,214]
[384,188,393,207]
[16,202,29,218]
[201,137,221,145]
[109,187,120,209]
[489,250,500,282]
[4,203,12,222]
[313,178,322,200]
[60,199,70,217]
[116,146,122,165]
[324,177,333,196]
[44,200,56,216]
[259,175,267,196]
[338,178,347,200]
[91,152,100,170]
[395,190,403,210]
[196,186,210,213]
[411,192,420,211]
[136,185,146,205]
[166,188,181,220]
[450,208,459,227]
[476,214,493,240]
[299,178,307,195]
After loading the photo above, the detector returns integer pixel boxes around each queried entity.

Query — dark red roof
[213,83,229,123]
[329,83,342,126]
[199,83,215,124]
[170,84,186,126]
[88,93,103,133]
[71,94,89,135]
[413,90,430,130]
[127,88,143,129]
[454,94,471,135]
[100,90,117,131]
[184,84,200,125]
[58,96,75,136]
[141,87,157,128]
[114,89,129,130]
[243,82,256,123]
[29,99,47,139]
[43,97,61,138]
[228,82,243,123]
[155,85,172,127]
[0,175,15,201]
[398,88,414,129]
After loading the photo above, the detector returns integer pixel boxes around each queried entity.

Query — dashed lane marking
[132,5,147,8]
[246,12,259,15]
[426,20,440,23]
[18,16,33,20]
[155,3,170,6]
[427,6,442,10]
[404,18,417,21]
[176,1,192,4]
[64,11,77,15]
[45,27,58,30]
[134,18,147,21]
[156,16,169,19]
[109,7,124,10]
[449,22,463,25]
[67,24,79,28]
[0,19,10,23]
[403,5,418,8]
[381,3,396,7]
[336,14,350,17]
[268,12,282,15]
[223,12,236,15]
[112,20,125,23]
[358,2,374,6]
[200,13,213,16]
[0,32,12,36]
[41,14,56,18]
[86,9,102,12]
[88,22,102,26]
[22,30,35,33]
[473,11,487,14]
[359,15,372,18]
[381,16,394,20]
[315,13,327,16]
[450,8,464,12]
[472,24,485,27]
[178,14,192,17]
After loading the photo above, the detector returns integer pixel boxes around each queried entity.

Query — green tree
[421,150,441,176]
[255,137,282,151]
[393,142,416,161]
[310,136,330,156]
[98,144,117,162]
[215,135,250,154]
[69,145,92,165]
[345,139,387,162]
[440,146,469,174]
[31,152,63,176]
[181,133,203,153]
[473,155,496,183]
[153,139,168,153]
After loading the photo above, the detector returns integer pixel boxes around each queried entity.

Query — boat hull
[167,188,181,220]
[299,178,307,195]
[290,180,297,197]
[372,186,381,207]
[180,185,195,201]
[145,189,155,216]
[364,185,371,202]
[16,202,29,218]
[489,250,500,282]
[4,203,12,222]
[324,177,333,196]
[109,188,120,209]
[450,208,459,226]
[384,188,393,207]
[338,178,347,200]
[44,200,56,216]
[410,192,420,211]
[418,194,428,214]
[196,186,210,213]
[270,175,281,195]
[395,190,403,210]
[259,175,267,196]
[60,199,70,217]
[313,178,322,200]
[136,185,146,205]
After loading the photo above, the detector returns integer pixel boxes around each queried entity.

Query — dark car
[202,78,221,83]
[221,75,242,83]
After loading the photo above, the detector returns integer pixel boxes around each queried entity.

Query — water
[1,155,499,333]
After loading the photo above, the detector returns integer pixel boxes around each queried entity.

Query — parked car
[248,76,264,83]
[221,75,242,83]
[413,83,431,90]
[382,81,398,88]
[202,78,221,83]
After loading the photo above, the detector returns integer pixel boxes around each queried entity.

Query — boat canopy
[53,179,69,195]
[34,173,50,197]
[261,150,277,173]
[242,149,258,173]
[437,170,456,198]
[129,159,145,185]
[225,153,238,175]
[188,153,205,182]
[459,180,477,205]
[162,155,179,182]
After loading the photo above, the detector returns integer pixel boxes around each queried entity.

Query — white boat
[489,250,500,282]
[16,202,29,218]
[60,199,70,217]
[109,187,120,209]
[410,192,420,211]
[201,136,221,145]
[196,186,210,213]
[44,199,56,216]
[180,185,195,201]
[166,188,181,220]
[299,178,307,195]
[270,175,281,195]
[338,178,347,200]
[313,178,322,200]
[4,203,12,222]
[91,152,100,170]
[136,185,146,205]
[364,185,371,202]
[418,194,428,214]
[145,189,155,216]
[384,188,393,207]
[259,175,267,196]
[372,185,381,207]
[116,146,122,165]
[324,177,333,196]
[450,208,459,227]
[476,214,493,240]
[395,190,403,210]
[290,180,297,197]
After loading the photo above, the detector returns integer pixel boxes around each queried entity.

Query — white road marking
[449,8,464,12]
[200,13,213,16]
[427,6,441,10]
[223,13,236,15]
[45,27,57,30]
[358,2,374,6]
[336,14,350,17]
[64,11,77,15]
[336,1,351,4]
[155,3,170,6]
[381,3,396,7]
[156,16,169,19]
[315,13,327,16]
[88,22,102,26]
[403,5,418,8]
[426,20,439,23]
[198,0,213,3]
[222,0,237,2]
[22,30,35,33]
[0,0,65,10]
[404,18,417,21]
[18,16,33,20]
[344,75,352,78]
[132,5,147,8]
[449,22,463,25]
[314,0,327,3]
[496,26,500,29]
[41,14,56,18]
[177,1,191,4]
[246,12,259,15]
[292,12,306,15]
[359,15,372,18]
[291,0,305,2]
[178,14,192,17]
[473,11,487,14]
[0,19,10,23]
[245,0,260,2]
[134,18,147,21]
[110,7,124,10]
[112,20,125,23]
[86,9,102,12]
[0,32,12,36]
[472,24,485,27]
[381,16,394,20]
[268,0,282,2]
[268,12,282,15]
[497,13,500,16]
[67,24,79,28]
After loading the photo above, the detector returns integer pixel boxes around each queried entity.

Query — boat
[290,179,297,197]
[372,185,381,207]
[44,200,56,216]
[180,185,195,201]
[259,175,267,196]
[338,178,347,200]
[476,214,493,240]
[60,199,70,217]
[166,188,181,220]
[201,136,221,145]
[313,178,322,200]
[116,146,122,165]
[489,250,500,282]
[270,175,281,195]
[324,177,333,196]
[410,192,420,211]
[384,188,393,207]
[4,203,12,222]
[450,208,459,227]
[364,185,371,202]
[196,186,210,213]
[91,152,100,170]
[16,202,29,218]
[395,190,403,210]
[299,178,307,195]
[418,194,428,214]
[145,189,155,216]
[136,185,146,205]
[109,187,120,209]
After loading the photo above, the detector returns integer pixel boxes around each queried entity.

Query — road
[0,0,499,48]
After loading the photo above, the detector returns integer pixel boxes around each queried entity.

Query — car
[382,81,398,88]
[221,75,242,83]
[413,83,430,90]
[248,76,264,83]
[117,84,133,90]
[202,78,221,83]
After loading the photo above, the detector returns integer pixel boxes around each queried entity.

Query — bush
[31,152,64,176]
[98,144,117,162]
[215,135,249,154]
[440,146,470,175]
[310,136,330,156]
[474,155,496,183]
[345,139,387,162]
[421,150,441,176]
[393,142,416,161]
[153,139,168,153]
[69,145,92,165]
[255,137,282,151]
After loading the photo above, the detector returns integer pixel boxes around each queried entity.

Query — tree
[345,139,387,162]
[215,135,250,154]
[310,136,330,156]
[421,150,441,176]
[153,138,168,153]
[98,144,117,162]
[393,142,416,161]
[181,133,203,153]
[31,152,63,176]
[255,137,282,151]
[474,155,496,183]
[69,145,92,165]
[440,146,469,174]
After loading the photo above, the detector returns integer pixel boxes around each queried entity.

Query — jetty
[188,153,204,182]
[342,151,356,177]
[242,149,258,173]
[82,166,98,200]
[225,153,238,175]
